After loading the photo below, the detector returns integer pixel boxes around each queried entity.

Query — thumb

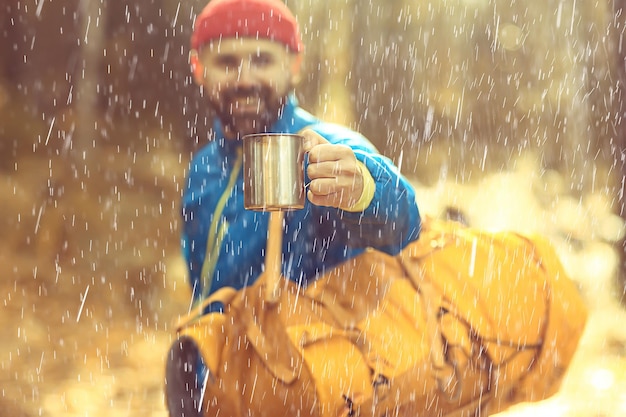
[299,128,328,152]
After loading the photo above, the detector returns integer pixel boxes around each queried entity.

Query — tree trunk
[74,0,106,154]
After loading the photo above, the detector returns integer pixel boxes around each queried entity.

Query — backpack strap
[176,286,238,331]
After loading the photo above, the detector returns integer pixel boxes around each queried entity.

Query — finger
[299,129,328,152]
[307,176,363,209]
[307,143,354,164]
[307,146,343,166]
[308,177,361,198]
[307,159,359,180]
[307,177,339,196]
[307,189,345,208]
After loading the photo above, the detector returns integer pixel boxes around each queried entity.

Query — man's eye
[251,55,272,67]
[216,57,239,69]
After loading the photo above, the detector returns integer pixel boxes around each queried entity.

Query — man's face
[194,38,300,139]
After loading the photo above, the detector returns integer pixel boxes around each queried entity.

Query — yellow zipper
[198,147,243,305]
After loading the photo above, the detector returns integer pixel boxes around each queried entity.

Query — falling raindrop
[1,0,626,416]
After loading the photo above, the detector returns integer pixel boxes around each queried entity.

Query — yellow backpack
[165,218,587,417]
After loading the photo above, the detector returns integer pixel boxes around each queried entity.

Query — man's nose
[236,62,256,86]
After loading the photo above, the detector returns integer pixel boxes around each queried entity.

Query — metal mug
[242,133,306,211]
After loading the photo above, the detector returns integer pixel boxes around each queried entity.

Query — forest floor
[1,146,625,417]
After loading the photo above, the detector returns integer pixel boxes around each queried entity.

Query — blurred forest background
[1,0,626,416]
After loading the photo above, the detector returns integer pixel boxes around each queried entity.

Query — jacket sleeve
[310,124,421,255]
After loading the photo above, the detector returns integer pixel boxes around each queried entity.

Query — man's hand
[300,129,364,210]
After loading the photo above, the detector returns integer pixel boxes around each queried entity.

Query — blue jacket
[182,95,421,311]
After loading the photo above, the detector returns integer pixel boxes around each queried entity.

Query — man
[166,0,420,415]
[182,0,421,310]
[165,1,587,416]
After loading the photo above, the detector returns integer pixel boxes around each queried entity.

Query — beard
[210,86,287,139]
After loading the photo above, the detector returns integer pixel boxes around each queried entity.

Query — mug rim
[242,133,304,139]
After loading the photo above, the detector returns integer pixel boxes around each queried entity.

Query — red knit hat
[191,0,303,53]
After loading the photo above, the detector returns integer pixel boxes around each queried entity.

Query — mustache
[225,86,264,100]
